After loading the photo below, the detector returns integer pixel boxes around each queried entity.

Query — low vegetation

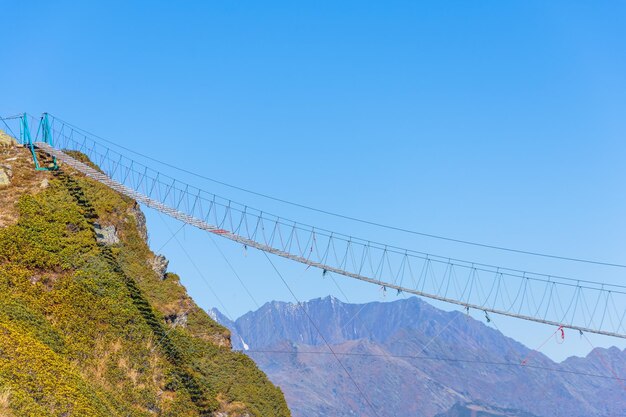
[0,147,290,416]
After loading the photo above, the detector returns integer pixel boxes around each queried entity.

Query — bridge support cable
[45,114,626,269]
[33,134,626,339]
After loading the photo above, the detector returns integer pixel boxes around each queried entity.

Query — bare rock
[128,202,148,243]
[40,179,49,189]
[0,164,13,188]
[204,332,231,349]
[0,130,17,148]
[214,394,252,417]
[0,164,12,178]
[164,312,188,328]
[149,254,169,280]
[0,168,10,188]
[94,223,120,245]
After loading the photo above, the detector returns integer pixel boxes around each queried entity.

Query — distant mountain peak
[210,295,626,417]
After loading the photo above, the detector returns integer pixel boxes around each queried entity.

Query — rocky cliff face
[0,142,290,417]
[212,296,626,417]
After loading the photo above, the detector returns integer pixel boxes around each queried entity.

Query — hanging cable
[155,222,187,253]
[205,232,260,309]
[262,251,380,417]
[37,130,626,338]
[41,129,626,291]
[243,348,626,382]
[155,211,235,318]
[48,113,626,269]
[520,326,564,366]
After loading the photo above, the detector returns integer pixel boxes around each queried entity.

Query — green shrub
[0,158,290,416]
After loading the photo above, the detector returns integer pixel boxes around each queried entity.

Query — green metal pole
[42,113,58,169]
[20,113,31,146]
[20,113,58,171]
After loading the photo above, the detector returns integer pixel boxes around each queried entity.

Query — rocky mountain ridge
[211,296,626,417]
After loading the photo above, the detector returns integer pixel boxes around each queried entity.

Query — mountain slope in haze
[434,402,540,417]
[0,141,290,417]
[211,296,626,417]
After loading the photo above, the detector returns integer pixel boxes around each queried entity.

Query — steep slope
[0,142,290,417]
[212,296,626,417]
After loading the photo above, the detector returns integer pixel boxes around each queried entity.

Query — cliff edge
[0,137,290,417]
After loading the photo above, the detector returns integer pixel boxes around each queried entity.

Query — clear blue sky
[2,1,626,361]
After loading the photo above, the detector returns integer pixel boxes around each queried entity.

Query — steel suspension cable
[47,113,626,269]
[36,141,626,338]
[244,348,626,382]
[40,128,626,292]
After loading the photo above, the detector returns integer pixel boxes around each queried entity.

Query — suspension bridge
[2,112,626,340]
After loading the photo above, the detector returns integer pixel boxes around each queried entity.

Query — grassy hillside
[0,144,290,417]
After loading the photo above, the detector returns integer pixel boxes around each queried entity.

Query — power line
[304,279,620,385]
[155,222,186,253]
[327,269,459,365]
[262,251,380,417]
[243,348,626,382]
[48,113,626,269]
[581,332,626,391]
[222,263,315,350]
[54,128,626,414]
[155,211,234,321]
[205,231,261,309]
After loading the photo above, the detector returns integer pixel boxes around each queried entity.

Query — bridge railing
[0,113,58,171]
[0,113,24,144]
[37,113,626,339]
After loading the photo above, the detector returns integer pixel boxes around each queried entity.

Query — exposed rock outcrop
[149,254,169,280]
[165,311,188,327]
[0,130,17,148]
[128,202,148,242]
[93,222,120,245]
[0,162,13,188]
[0,168,10,188]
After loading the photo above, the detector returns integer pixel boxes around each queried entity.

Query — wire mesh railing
[0,113,24,143]
[25,113,626,339]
